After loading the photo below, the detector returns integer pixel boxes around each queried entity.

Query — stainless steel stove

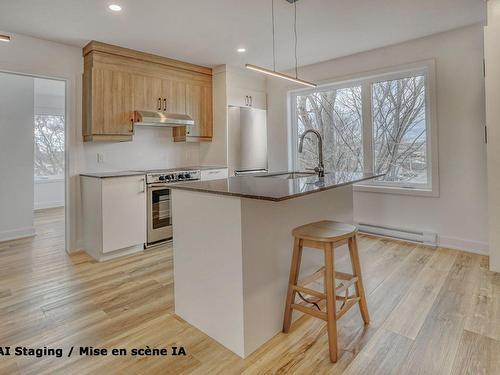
[145,169,200,247]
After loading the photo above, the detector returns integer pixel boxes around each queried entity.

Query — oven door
[147,185,172,245]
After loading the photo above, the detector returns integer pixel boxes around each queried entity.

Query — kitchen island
[169,172,380,358]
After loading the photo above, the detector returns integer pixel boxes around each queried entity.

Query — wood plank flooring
[0,208,499,374]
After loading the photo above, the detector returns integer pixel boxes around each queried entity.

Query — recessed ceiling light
[237,48,246,53]
[108,4,122,11]
[0,35,11,43]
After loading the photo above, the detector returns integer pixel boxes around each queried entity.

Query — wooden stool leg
[348,236,370,324]
[283,237,303,333]
[324,242,338,363]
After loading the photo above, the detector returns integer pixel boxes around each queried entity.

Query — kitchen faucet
[298,129,325,177]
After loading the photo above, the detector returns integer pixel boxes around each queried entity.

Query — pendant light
[246,0,316,88]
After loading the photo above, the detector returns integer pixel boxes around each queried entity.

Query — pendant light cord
[272,0,276,72]
[271,0,299,78]
[294,0,298,79]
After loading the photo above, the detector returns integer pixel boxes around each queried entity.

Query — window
[296,85,363,173]
[290,64,436,194]
[34,114,65,179]
[372,75,428,186]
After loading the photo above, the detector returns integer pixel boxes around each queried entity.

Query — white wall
[0,73,35,241]
[34,179,64,210]
[485,1,500,271]
[0,32,82,248]
[83,127,200,172]
[266,24,488,254]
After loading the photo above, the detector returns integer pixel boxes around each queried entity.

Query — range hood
[133,111,195,127]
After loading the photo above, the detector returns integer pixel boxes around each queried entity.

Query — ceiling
[0,0,486,70]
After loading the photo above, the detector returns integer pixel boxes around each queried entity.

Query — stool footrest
[336,297,360,319]
[293,285,326,300]
[336,276,358,296]
[335,271,355,281]
[298,267,325,287]
[291,303,327,321]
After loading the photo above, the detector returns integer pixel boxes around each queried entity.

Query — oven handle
[148,184,173,190]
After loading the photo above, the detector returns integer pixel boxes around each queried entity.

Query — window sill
[353,183,439,197]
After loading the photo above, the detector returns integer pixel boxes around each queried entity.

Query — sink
[257,171,318,179]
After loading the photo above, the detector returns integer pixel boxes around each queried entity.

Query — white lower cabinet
[81,175,146,261]
[200,168,228,181]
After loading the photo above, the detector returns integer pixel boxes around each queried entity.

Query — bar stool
[282,220,370,363]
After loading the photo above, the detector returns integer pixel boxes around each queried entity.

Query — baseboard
[81,244,144,262]
[438,236,489,255]
[0,227,36,242]
[357,222,489,256]
[34,201,64,210]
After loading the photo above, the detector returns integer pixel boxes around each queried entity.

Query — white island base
[172,185,354,358]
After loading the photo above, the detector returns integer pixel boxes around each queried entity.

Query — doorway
[0,72,66,247]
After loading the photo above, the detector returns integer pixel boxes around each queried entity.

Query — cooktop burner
[144,168,201,184]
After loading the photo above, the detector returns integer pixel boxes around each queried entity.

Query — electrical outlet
[97,153,104,163]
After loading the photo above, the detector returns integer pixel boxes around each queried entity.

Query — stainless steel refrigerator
[228,106,268,176]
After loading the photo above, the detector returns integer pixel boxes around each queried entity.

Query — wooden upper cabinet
[163,79,186,115]
[173,81,212,142]
[83,67,135,141]
[133,75,163,112]
[82,41,212,142]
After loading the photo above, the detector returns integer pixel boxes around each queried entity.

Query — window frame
[288,60,439,197]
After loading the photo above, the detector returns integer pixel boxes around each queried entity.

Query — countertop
[168,171,383,201]
[80,171,146,178]
[80,165,227,179]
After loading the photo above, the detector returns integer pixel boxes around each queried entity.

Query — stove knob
[177,174,184,180]
[184,173,191,179]
[165,175,171,181]
[159,175,165,181]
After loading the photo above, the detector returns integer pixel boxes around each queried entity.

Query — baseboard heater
[356,223,437,247]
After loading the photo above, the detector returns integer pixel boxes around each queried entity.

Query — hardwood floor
[0,208,499,374]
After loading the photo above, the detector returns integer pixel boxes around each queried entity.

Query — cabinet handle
[245,96,249,106]
[158,98,162,111]
[163,98,167,111]
[249,96,253,107]
[130,118,134,133]
[140,178,145,193]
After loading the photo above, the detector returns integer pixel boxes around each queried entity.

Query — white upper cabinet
[227,87,267,109]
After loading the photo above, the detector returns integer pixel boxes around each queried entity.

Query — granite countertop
[80,165,228,178]
[168,171,383,202]
[80,171,146,178]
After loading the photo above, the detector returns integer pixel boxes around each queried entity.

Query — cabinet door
[184,82,212,138]
[247,90,267,109]
[101,175,146,253]
[227,87,267,109]
[93,68,135,135]
[162,79,186,114]
[133,75,163,112]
